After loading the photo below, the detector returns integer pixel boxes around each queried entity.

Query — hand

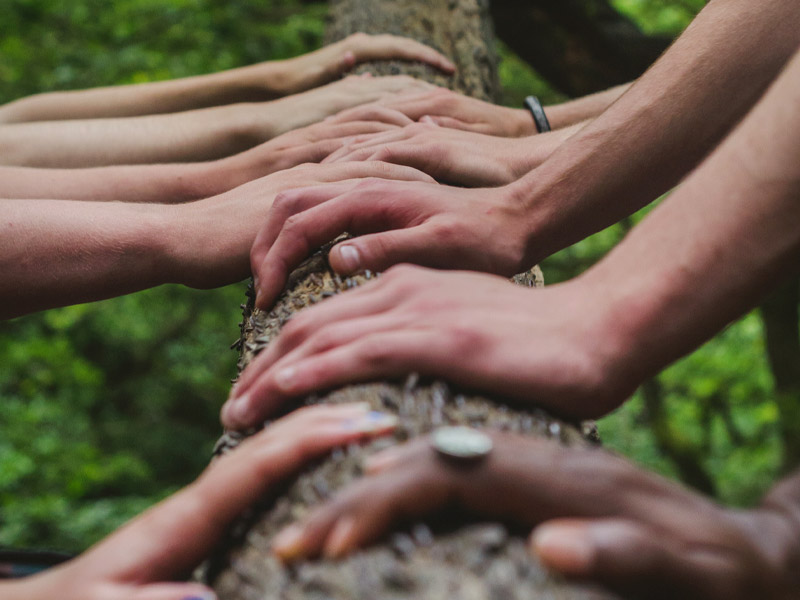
[249,177,537,310]
[219,107,414,185]
[269,431,800,600]
[323,121,537,186]
[275,33,455,94]
[174,161,435,290]
[5,403,397,600]
[262,74,438,137]
[223,266,631,430]
[334,88,536,137]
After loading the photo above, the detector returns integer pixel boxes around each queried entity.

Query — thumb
[329,226,443,275]
[530,519,710,598]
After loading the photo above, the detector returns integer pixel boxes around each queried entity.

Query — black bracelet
[524,95,551,133]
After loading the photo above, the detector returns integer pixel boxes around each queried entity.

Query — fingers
[226,328,451,429]
[421,114,486,133]
[272,439,452,561]
[345,33,456,74]
[80,403,396,582]
[251,178,436,310]
[327,104,415,127]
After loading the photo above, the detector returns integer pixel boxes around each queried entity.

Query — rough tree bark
[197,2,616,598]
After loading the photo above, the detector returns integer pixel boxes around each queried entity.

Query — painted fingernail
[531,526,594,575]
[182,592,217,600]
[275,366,296,391]
[324,516,358,558]
[336,244,361,273]
[272,524,306,560]
[345,411,398,433]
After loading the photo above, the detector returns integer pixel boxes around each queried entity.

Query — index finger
[78,403,397,582]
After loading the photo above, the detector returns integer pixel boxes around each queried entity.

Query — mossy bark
[199,2,616,598]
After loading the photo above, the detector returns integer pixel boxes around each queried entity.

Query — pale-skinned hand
[176,160,435,290]
[249,178,536,310]
[223,266,632,430]
[332,88,536,137]
[322,121,535,186]
[2,403,397,600]
[276,33,455,94]
[270,431,800,600]
[222,109,413,182]
[279,74,437,129]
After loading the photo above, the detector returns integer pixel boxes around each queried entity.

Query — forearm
[0,199,185,318]
[545,82,631,129]
[0,162,240,203]
[516,0,800,262]
[0,103,263,168]
[582,48,800,386]
[0,62,289,124]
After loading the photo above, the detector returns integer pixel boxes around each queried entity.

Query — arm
[245,0,800,308]
[0,403,396,600]
[0,33,454,123]
[0,113,409,202]
[544,82,630,129]
[270,433,800,599]
[0,161,432,320]
[228,44,800,428]
[0,75,433,168]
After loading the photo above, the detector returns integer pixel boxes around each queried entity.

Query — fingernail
[272,524,306,560]
[419,115,437,125]
[336,244,361,273]
[345,411,398,433]
[224,393,250,426]
[532,526,594,575]
[275,366,296,391]
[324,516,358,558]
[182,593,217,600]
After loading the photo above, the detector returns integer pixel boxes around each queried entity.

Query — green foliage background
[0,0,789,555]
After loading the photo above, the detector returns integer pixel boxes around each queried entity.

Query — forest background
[1,0,797,555]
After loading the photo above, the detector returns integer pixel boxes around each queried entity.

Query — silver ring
[432,426,493,462]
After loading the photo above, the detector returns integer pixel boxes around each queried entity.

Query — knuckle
[356,336,395,367]
[429,220,463,246]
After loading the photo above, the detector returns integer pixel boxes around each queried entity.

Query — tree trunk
[198,2,615,598]
[491,0,672,96]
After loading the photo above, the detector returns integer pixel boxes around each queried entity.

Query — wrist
[509,107,539,137]
[168,197,250,289]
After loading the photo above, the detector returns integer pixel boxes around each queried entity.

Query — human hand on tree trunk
[223,266,634,429]
[0,403,397,600]
[248,178,540,311]
[335,88,539,137]
[270,33,456,96]
[269,430,800,600]
[321,120,579,186]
